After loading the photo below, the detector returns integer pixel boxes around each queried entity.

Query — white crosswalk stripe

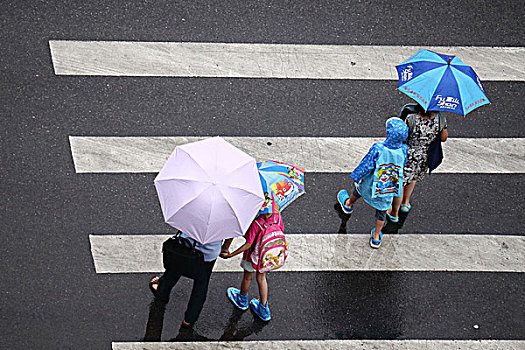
[69,136,525,173]
[112,339,525,350]
[49,41,525,81]
[90,233,525,274]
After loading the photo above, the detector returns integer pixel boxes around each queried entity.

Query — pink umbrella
[154,137,265,244]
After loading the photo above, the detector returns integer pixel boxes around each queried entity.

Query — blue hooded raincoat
[350,117,409,211]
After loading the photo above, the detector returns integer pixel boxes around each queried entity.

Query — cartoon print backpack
[250,215,288,273]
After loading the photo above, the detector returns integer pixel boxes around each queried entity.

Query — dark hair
[414,103,432,117]
[414,103,425,113]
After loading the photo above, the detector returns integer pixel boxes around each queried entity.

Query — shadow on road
[219,307,268,341]
[143,298,166,341]
[143,294,268,342]
[382,211,409,234]
[334,203,411,234]
[143,297,213,342]
[333,203,351,233]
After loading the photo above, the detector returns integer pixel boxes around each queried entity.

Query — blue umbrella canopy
[396,49,489,116]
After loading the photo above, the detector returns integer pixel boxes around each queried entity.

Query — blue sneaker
[250,298,271,321]
[227,287,248,310]
[370,227,383,249]
[337,190,354,214]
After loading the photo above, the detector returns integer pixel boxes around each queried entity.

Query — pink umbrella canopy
[154,137,265,244]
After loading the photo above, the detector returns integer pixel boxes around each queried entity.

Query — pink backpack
[250,215,288,273]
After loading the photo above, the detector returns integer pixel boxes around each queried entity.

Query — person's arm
[350,144,380,183]
[220,218,260,259]
[440,128,448,142]
[438,113,448,142]
[220,241,251,259]
[220,238,234,257]
[402,144,408,165]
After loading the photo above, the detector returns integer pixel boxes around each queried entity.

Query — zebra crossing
[53,41,525,348]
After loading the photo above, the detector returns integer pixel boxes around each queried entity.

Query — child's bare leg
[255,272,268,305]
[402,181,416,205]
[240,271,254,296]
[344,193,359,208]
[388,195,402,217]
[373,219,385,240]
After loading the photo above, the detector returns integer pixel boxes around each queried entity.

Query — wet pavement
[2,1,524,349]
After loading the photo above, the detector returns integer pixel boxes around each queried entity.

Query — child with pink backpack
[220,212,287,321]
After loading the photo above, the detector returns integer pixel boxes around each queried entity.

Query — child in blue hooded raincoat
[337,117,408,248]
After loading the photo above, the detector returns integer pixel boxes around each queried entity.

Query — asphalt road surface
[2,1,524,349]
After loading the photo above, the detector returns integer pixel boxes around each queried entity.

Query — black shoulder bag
[427,134,443,174]
[162,231,205,279]
[427,115,445,174]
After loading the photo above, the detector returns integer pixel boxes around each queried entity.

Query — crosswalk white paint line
[69,136,525,174]
[49,41,525,81]
[89,233,525,274]
[112,339,525,350]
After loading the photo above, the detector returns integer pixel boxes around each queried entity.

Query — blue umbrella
[396,49,489,116]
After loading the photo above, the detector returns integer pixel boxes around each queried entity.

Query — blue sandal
[337,190,354,214]
[386,212,399,222]
[369,228,382,249]
[400,203,411,213]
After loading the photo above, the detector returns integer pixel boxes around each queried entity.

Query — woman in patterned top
[386,104,448,222]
